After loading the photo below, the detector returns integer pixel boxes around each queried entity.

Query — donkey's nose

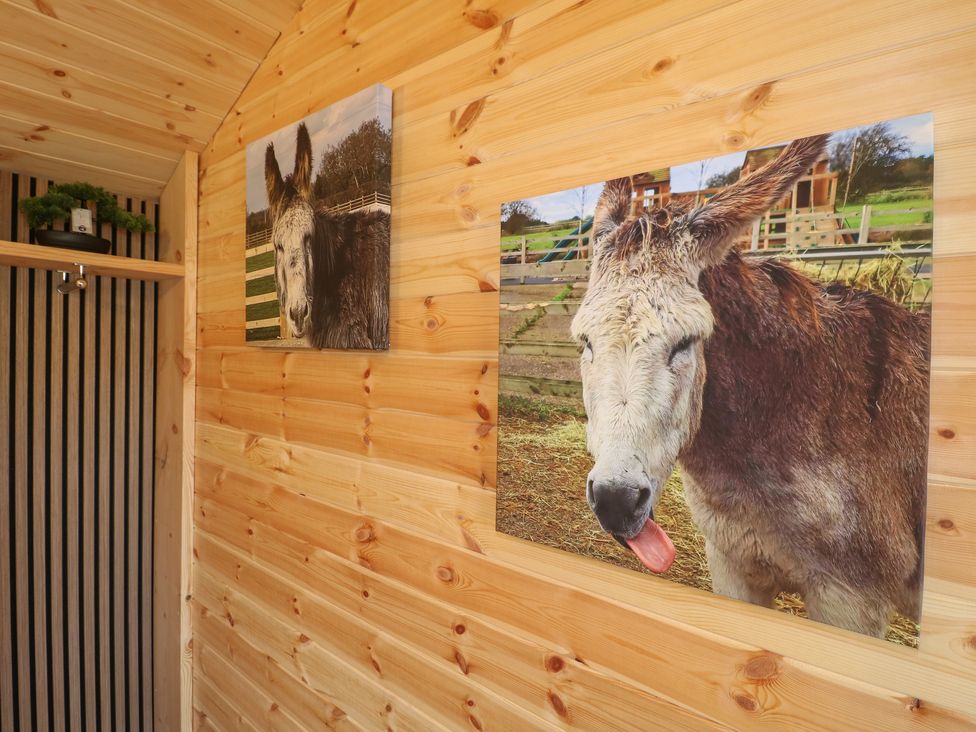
[290,305,308,327]
[587,477,653,536]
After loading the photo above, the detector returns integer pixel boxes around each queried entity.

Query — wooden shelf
[0,239,184,281]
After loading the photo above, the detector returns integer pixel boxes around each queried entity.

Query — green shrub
[20,182,155,233]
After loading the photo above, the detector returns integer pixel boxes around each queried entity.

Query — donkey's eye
[667,336,696,365]
[579,337,594,363]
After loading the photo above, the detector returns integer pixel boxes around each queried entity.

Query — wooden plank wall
[193,1,976,729]
[0,168,159,731]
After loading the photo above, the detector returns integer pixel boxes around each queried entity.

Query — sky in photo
[245,84,393,214]
[511,113,933,223]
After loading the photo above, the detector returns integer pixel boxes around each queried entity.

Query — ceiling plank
[0,113,175,183]
[111,0,280,61]
[0,0,238,115]
[5,0,255,88]
[217,0,304,32]
[0,41,218,147]
[0,81,205,157]
[0,146,165,198]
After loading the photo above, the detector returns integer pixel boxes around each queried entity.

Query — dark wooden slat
[0,265,15,732]
[82,276,98,732]
[126,226,142,728]
[97,273,113,732]
[112,260,127,732]
[14,266,32,732]
[30,264,50,732]
[48,268,66,732]
[64,276,82,732]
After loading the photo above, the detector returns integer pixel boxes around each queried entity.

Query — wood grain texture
[0,0,290,196]
[194,0,976,728]
[155,152,198,732]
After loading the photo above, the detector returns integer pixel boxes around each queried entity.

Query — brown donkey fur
[265,122,390,350]
[573,134,929,636]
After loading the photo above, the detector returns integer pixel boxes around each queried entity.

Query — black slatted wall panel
[0,170,157,731]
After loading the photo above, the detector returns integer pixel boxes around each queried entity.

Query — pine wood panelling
[0,0,292,196]
[194,0,976,728]
[155,152,198,732]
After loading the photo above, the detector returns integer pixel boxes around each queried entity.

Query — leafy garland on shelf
[19,182,155,233]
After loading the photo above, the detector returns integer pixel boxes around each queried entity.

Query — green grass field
[500,225,582,252]
[837,197,932,228]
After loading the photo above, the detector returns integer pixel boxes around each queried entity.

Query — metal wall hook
[57,264,87,295]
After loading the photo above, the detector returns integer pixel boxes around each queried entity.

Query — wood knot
[466,155,482,166]
[478,280,497,292]
[458,204,479,224]
[965,636,976,652]
[362,589,369,599]
[450,98,486,138]
[453,623,466,635]
[53,69,66,77]
[547,691,568,718]
[650,56,674,74]
[425,317,439,331]
[476,403,491,420]
[937,518,955,531]
[468,713,483,731]
[354,524,375,543]
[481,362,489,375]
[545,655,564,673]
[463,8,498,29]
[476,422,493,437]
[937,427,955,439]
[166,122,175,130]
[454,650,469,674]
[723,130,747,149]
[733,692,758,712]
[424,295,434,307]
[384,703,392,713]
[298,633,311,643]
[743,652,781,682]
[465,698,476,708]
[436,565,455,583]
[742,82,774,114]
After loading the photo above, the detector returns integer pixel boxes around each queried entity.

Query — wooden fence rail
[500,375,583,399]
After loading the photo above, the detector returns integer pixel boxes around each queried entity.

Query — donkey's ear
[265,142,285,216]
[592,177,632,246]
[686,134,829,268]
[294,122,313,198]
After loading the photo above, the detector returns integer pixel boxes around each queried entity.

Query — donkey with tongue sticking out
[571,135,928,636]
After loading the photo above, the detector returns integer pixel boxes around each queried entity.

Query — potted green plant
[19,182,155,254]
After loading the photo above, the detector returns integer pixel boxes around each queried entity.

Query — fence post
[857,205,872,245]
[520,236,527,285]
[750,218,760,250]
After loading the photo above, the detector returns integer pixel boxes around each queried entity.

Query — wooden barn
[0,1,973,731]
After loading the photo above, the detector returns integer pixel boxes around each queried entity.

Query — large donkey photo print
[496,114,934,645]
[244,84,392,350]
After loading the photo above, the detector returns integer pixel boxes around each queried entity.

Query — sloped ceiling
[0,0,302,197]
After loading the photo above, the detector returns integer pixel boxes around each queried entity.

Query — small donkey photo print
[496,114,933,645]
[244,84,392,350]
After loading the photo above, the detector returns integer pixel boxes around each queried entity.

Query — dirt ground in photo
[495,394,920,647]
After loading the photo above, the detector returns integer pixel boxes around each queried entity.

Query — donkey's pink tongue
[625,519,676,574]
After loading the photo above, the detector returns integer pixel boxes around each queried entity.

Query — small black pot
[35,229,112,254]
